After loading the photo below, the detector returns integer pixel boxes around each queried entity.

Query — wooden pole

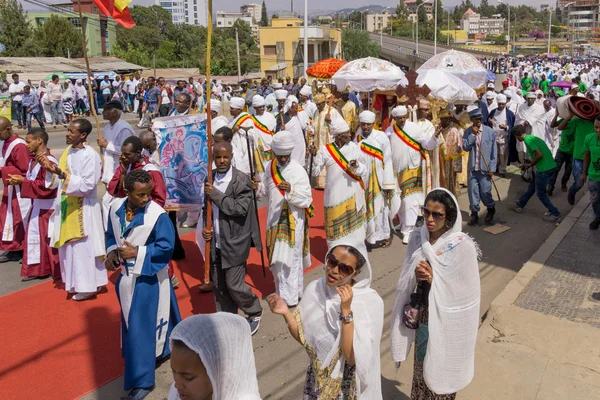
[198,0,214,292]
[77,0,102,141]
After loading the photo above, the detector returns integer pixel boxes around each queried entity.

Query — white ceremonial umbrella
[332,57,408,92]
[417,49,488,89]
[415,69,478,105]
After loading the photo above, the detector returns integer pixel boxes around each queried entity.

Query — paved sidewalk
[460,194,600,400]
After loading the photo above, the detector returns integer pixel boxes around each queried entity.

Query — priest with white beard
[386,106,441,244]
[515,92,547,163]
[298,85,317,121]
[275,95,309,167]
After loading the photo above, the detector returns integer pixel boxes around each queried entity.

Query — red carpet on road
[0,191,326,400]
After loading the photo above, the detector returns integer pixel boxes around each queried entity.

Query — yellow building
[441,29,468,44]
[258,18,342,78]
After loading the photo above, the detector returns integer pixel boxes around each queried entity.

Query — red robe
[20,153,60,278]
[0,135,31,251]
[372,95,397,133]
[107,157,167,207]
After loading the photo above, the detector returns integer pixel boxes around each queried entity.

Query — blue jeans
[50,101,64,124]
[468,170,495,213]
[588,179,600,220]
[12,101,25,126]
[548,150,573,191]
[517,168,560,217]
[26,111,45,131]
[568,158,584,197]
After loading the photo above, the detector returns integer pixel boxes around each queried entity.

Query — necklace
[125,206,135,222]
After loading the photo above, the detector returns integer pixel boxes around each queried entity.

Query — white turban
[251,95,265,107]
[209,99,222,112]
[359,110,376,123]
[284,95,299,113]
[526,92,537,99]
[329,118,350,135]
[496,94,507,103]
[271,130,295,155]
[275,89,288,100]
[391,105,408,117]
[299,85,312,97]
[485,91,497,99]
[229,97,245,110]
[272,82,283,89]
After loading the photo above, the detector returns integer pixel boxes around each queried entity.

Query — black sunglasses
[421,206,446,221]
[326,254,355,276]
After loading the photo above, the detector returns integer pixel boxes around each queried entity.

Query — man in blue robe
[105,169,182,400]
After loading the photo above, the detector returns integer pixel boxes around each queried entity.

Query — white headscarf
[299,85,312,97]
[284,95,298,113]
[229,97,245,110]
[275,89,288,100]
[391,105,408,117]
[329,118,349,136]
[299,241,383,398]
[390,188,481,395]
[271,130,295,155]
[209,99,222,112]
[168,313,261,400]
[359,110,376,123]
[251,95,265,107]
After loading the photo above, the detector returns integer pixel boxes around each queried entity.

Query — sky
[22,0,554,14]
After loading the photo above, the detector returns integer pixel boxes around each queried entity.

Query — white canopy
[416,69,478,105]
[417,50,487,89]
[332,57,408,92]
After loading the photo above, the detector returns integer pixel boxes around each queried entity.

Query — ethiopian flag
[93,0,136,28]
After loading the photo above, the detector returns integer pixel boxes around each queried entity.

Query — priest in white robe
[275,95,309,167]
[46,119,107,301]
[386,106,442,244]
[416,99,443,190]
[250,95,275,175]
[515,92,547,162]
[309,118,368,249]
[298,85,317,121]
[209,99,229,135]
[311,93,342,188]
[228,96,256,176]
[354,110,398,248]
[261,131,312,307]
[106,169,181,400]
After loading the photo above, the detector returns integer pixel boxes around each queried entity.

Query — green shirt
[579,82,588,93]
[539,79,549,94]
[584,132,600,181]
[524,135,556,173]
[558,118,575,155]
[570,117,595,160]
[521,77,532,95]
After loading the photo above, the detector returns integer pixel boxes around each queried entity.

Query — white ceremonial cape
[515,102,547,152]
[0,138,31,242]
[229,112,257,175]
[284,112,309,167]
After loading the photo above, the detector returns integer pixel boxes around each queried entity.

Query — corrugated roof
[0,57,147,77]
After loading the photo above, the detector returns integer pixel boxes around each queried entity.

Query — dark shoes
[485,207,496,225]
[248,314,262,336]
[468,213,479,226]
[121,387,154,400]
[0,251,23,263]
[568,190,575,206]
[590,219,600,230]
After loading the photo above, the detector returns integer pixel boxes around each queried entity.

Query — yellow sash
[55,146,85,247]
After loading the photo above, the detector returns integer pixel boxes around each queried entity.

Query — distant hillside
[269,5,389,18]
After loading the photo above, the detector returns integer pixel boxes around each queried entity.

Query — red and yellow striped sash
[251,115,274,136]
[270,159,314,218]
[360,141,384,165]
[393,123,426,159]
[232,113,252,128]
[325,143,365,190]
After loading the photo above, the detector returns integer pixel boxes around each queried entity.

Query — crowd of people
[2,54,600,400]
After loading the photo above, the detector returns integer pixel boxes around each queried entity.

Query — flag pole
[77,0,103,143]
[198,0,214,292]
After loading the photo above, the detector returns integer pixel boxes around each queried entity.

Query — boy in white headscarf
[386,106,441,244]
[354,110,397,248]
[309,118,368,248]
[260,131,313,307]
[228,96,256,176]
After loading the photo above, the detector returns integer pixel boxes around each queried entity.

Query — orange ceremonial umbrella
[306,58,347,79]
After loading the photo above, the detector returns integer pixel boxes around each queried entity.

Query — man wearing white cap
[515,91,546,163]
[260,131,312,307]
[355,110,397,248]
[489,93,515,177]
[228,96,256,176]
[272,89,288,119]
[275,95,309,166]
[209,99,229,134]
[386,105,441,244]
[484,91,498,114]
[298,85,317,121]
[309,118,367,248]
[264,82,281,113]
[250,95,275,175]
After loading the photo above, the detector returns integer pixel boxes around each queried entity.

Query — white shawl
[299,242,384,399]
[390,188,481,395]
[168,313,262,400]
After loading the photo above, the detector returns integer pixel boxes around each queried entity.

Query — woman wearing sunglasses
[267,243,384,399]
[390,188,481,399]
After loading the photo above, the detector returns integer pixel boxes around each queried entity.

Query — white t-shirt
[161,89,171,105]
[124,79,138,94]
[9,81,26,102]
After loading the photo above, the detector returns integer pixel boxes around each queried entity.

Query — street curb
[486,191,591,319]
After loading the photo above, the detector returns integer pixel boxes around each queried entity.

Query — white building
[407,13,433,22]
[216,11,258,38]
[461,8,504,36]
[240,3,262,23]
[156,0,207,26]
[365,13,391,33]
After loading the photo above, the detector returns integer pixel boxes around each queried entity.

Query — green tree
[260,0,269,27]
[33,15,83,58]
[0,0,35,56]
[341,28,380,60]
[435,0,444,26]
[417,0,429,24]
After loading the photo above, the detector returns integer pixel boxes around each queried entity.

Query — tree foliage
[115,5,259,75]
[33,14,84,58]
[0,0,36,56]
[341,28,380,60]
[260,0,269,27]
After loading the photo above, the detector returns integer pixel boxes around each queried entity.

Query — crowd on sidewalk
[2,53,600,400]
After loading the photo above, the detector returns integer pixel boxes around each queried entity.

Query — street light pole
[447,12,450,46]
[303,0,308,77]
[547,8,552,54]
[434,0,438,54]
[415,0,432,55]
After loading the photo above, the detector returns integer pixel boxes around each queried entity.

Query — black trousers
[210,249,262,317]
[168,211,186,259]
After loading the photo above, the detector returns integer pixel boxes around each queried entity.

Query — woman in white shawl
[267,242,384,399]
[38,81,52,124]
[168,313,262,400]
[390,188,480,399]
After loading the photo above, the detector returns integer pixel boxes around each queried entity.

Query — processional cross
[396,69,431,107]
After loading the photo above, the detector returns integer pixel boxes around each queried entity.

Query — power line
[22,0,109,31]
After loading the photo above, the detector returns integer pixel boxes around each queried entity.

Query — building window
[264,45,277,56]
[194,6,197,11]
[68,17,81,27]
[161,2,173,7]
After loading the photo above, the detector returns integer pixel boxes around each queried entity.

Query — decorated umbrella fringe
[306,58,347,79]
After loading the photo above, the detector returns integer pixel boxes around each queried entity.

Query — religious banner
[152,114,208,210]
[0,94,11,121]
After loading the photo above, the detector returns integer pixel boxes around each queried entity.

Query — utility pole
[153,54,156,78]
[547,8,552,54]
[434,0,437,54]
[67,48,71,59]
[235,28,241,83]
[303,0,308,77]
[447,12,450,46]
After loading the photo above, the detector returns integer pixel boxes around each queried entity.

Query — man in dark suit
[202,141,263,335]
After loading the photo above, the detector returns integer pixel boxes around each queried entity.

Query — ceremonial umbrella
[417,49,488,89]
[44,72,70,81]
[306,58,347,79]
[550,80,576,89]
[415,69,478,105]
[332,57,408,92]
